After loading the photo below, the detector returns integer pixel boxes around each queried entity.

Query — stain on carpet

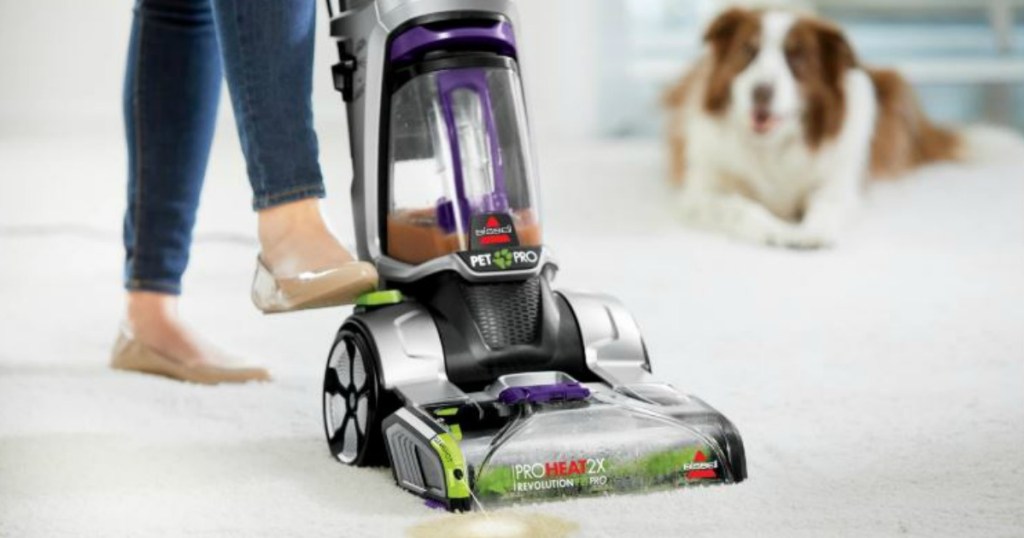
[408,511,578,538]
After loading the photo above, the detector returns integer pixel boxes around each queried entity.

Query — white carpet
[1,132,1022,537]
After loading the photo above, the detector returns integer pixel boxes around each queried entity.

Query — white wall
[0,1,132,135]
[515,0,602,142]
[0,0,600,141]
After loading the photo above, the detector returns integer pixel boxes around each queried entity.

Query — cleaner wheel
[322,324,395,467]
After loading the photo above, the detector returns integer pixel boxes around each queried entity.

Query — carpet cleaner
[320,0,747,511]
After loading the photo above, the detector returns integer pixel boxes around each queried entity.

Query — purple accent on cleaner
[424,498,448,510]
[435,196,458,235]
[434,68,509,233]
[498,382,592,406]
[389,21,517,63]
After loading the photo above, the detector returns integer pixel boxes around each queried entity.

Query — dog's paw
[764,228,837,250]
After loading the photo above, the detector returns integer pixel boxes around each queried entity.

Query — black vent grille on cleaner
[461,277,541,349]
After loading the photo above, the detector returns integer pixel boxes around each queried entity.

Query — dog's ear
[801,19,858,147]
[703,8,749,57]
[812,20,857,85]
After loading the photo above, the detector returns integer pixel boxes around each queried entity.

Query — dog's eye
[786,47,807,71]
[743,42,759,58]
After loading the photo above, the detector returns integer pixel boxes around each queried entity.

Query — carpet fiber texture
[1,137,1022,537]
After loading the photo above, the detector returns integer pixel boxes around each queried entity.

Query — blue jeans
[123,0,324,295]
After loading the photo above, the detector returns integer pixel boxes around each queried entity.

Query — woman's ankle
[124,291,203,366]
[256,198,354,277]
[126,291,178,330]
[257,198,324,249]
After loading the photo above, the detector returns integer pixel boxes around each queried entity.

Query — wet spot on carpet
[408,511,578,538]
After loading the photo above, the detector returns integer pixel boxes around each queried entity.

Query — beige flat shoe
[110,329,271,385]
[251,256,379,314]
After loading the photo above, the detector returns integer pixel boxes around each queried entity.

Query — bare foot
[125,291,225,367]
[257,198,356,278]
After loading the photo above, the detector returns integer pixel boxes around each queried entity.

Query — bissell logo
[474,216,514,246]
[682,450,718,480]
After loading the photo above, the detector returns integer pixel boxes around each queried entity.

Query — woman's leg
[210,0,356,278]
[124,0,221,295]
[122,0,238,367]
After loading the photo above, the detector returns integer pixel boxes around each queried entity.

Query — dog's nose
[753,84,774,107]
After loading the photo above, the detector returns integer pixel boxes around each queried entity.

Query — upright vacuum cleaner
[321,0,746,511]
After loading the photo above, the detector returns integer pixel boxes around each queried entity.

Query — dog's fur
[665,8,960,248]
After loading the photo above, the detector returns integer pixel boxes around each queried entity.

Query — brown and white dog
[665,7,961,248]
